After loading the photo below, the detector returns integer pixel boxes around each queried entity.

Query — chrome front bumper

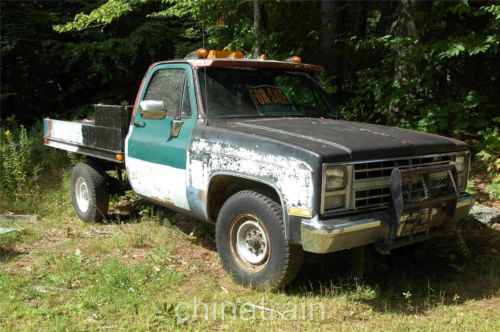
[301,193,474,254]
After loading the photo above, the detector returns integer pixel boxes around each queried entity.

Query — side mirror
[139,100,167,120]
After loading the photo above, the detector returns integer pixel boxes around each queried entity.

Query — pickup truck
[44,49,474,289]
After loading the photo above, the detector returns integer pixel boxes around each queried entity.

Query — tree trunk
[354,3,367,39]
[253,0,262,57]
[387,0,417,126]
[320,0,341,71]
[376,1,397,35]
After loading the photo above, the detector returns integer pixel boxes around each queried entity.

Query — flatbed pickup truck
[44,49,474,289]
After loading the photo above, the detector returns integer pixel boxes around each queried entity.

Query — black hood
[222,118,468,162]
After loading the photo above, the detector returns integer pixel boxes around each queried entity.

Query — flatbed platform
[44,105,132,163]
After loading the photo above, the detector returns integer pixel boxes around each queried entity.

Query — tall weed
[0,126,42,201]
[477,121,500,200]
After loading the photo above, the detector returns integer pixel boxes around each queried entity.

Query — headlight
[324,194,345,210]
[455,155,466,173]
[325,167,346,191]
[454,154,469,191]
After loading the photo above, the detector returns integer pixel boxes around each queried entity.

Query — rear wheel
[216,190,303,289]
[71,162,109,222]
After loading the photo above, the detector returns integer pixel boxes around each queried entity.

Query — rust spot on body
[359,128,391,137]
[198,190,206,202]
[152,196,176,207]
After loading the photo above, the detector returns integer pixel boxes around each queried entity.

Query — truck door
[125,63,197,210]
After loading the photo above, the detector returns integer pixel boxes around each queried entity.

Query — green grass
[1,170,499,331]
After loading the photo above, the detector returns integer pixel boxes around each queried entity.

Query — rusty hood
[228,118,468,162]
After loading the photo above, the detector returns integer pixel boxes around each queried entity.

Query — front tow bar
[377,163,459,254]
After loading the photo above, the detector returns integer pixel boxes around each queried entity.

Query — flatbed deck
[44,105,132,163]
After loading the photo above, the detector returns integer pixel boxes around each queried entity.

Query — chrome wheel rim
[75,177,90,212]
[230,214,270,271]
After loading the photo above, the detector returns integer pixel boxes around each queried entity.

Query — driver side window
[144,69,187,118]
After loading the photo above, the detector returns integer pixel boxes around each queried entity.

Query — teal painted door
[126,63,198,210]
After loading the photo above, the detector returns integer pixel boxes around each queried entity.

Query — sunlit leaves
[53,0,148,32]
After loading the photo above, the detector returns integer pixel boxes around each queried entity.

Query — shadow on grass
[113,201,217,249]
[0,246,25,264]
[288,220,499,314]
[101,212,136,224]
[164,208,499,314]
[166,211,217,251]
[111,200,499,315]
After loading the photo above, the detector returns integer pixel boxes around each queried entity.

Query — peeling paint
[46,119,84,144]
[359,128,391,137]
[151,196,176,207]
[187,138,314,218]
[126,156,190,210]
[198,189,206,202]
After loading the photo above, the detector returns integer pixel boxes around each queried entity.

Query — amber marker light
[291,55,301,63]
[258,54,267,60]
[287,207,312,218]
[197,48,208,58]
[116,153,124,161]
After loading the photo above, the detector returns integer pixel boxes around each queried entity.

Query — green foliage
[0,125,42,202]
[485,180,500,200]
[0,119,72,214]
[53,0,148,32]
[0,229,21,247]
[2,0,499,200]
[1,1,197,125]
[6,0,497,146]
[337,2,499,139]
[67,152,87,166]
[477,120,500,170]
[477,121,500,200]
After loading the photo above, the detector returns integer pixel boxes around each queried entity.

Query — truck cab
[44,49,474,289]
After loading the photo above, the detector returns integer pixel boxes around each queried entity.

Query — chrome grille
[355,187,391,208]
[354,155,453,181]
[353,154,455,210]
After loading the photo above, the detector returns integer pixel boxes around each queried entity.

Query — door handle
[170,119,183,138]
[133,121,146,127]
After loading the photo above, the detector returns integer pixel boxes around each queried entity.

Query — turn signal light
[197,48,208,58]
[191,49,252,60]
[207,50,244,59]
[116,153,124,161]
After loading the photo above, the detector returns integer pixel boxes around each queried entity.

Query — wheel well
[207,175,282,223]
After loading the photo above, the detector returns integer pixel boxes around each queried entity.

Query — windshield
[197,68,336,118]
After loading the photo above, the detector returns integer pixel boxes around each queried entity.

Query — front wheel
[71,162,109,222]
[216,190,303,289]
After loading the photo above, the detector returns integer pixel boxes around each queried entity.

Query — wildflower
[4,130,11,137]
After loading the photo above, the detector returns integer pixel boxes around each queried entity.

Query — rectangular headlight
[455,155,466,173]
[457,175,466,189]
[325,166,346,191]
[324,194,345,210]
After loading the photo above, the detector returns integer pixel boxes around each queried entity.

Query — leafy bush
[0,126,42,202]
[477,122,500,200]
[0,229,21,247]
